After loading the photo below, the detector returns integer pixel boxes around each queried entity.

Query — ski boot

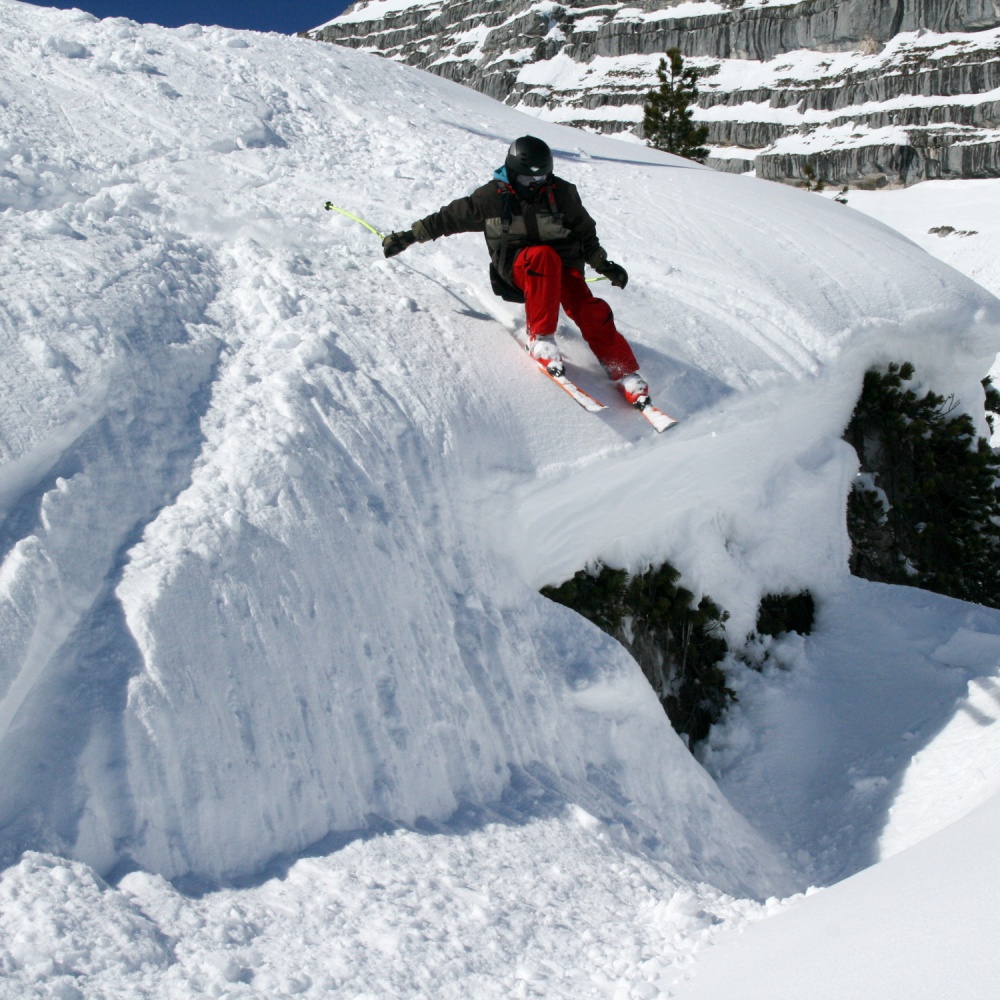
[528,334,564,377]
[618,371,650,409]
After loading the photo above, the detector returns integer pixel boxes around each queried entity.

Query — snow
[1,818,787,998]
[670,789,1000,1000]
[699,580,1000,883]
[840,177,1000,419]
[698,28,1000,93]
[697,87,1000,127]
[880,665,1000,857]
[321,0,803,32]
[513,26,1000,99]
[621,3,727,20]
[3,0,1000,997]
[668,798,1000,1000]
[845,178,1000,317]
[765,120,913,154]
[315,0,445,29]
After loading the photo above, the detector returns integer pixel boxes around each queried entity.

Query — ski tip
[641,405,680,434]
[653,418,680,434]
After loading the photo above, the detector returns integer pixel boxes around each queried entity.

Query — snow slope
[671,784,1000,1000]
[700,580,1000,875]
[843,178,1000,452]
[844,177,1000,341]
[3,1,1000,996]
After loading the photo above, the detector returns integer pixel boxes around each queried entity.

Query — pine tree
[642,48,710,162]
[845,362,1000,607]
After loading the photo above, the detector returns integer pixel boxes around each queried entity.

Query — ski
[523,351,607,412]
[634,397,680,434]
[514,335,677,430]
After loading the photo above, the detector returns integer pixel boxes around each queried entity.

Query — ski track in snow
[2,2,1000,997]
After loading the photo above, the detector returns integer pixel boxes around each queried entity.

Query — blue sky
[38,2,353,33]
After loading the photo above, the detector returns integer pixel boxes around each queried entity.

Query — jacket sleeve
[411,187,489,242]
[559,182,608,268]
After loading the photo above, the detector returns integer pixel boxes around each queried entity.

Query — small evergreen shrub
[543,569,818,748]
[756,591,815,638]
[844,362,1000,607]
[542,561,730,745]
[801,162,825,192]
[983,376,1000,436]
[539,563,630,635]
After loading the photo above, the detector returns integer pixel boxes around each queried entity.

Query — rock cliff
[308,1,1000,186]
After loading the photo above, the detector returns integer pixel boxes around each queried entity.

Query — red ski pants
[512,245,639,380]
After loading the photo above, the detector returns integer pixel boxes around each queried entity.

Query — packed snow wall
[1,1,998,890]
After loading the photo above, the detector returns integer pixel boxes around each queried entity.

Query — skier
[381,135,651,407]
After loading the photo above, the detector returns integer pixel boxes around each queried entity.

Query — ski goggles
[517,173,550,189]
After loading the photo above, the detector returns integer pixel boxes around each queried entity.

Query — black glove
[596,260,628,289]
[382,230,416,258]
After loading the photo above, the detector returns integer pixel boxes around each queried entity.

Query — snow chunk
[0,853,170,982]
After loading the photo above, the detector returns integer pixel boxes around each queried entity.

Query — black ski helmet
[505,136,553,179]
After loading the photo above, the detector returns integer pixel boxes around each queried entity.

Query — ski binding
[529,354,606,413]
[634,396,679,434]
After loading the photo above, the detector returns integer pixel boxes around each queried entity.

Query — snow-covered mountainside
[4,1,1000,996]
[310,0,1000,186]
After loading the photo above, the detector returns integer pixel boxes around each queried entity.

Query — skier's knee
[521,245,561,273]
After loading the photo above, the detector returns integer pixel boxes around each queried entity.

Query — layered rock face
[309,1,1000,186]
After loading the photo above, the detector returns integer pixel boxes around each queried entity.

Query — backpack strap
[488,183,526,302]
[545,183,563,226]
[497,183,515,269]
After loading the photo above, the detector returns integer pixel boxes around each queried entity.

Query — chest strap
[498,184,515,268]
[545,184,562,226]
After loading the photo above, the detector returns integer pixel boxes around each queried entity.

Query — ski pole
[324,203,385,241]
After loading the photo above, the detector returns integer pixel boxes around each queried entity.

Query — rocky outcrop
[312,1,1000,66]
[308,1,1000,186]
[756,133,1000,187]
[590,0,1000,60]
